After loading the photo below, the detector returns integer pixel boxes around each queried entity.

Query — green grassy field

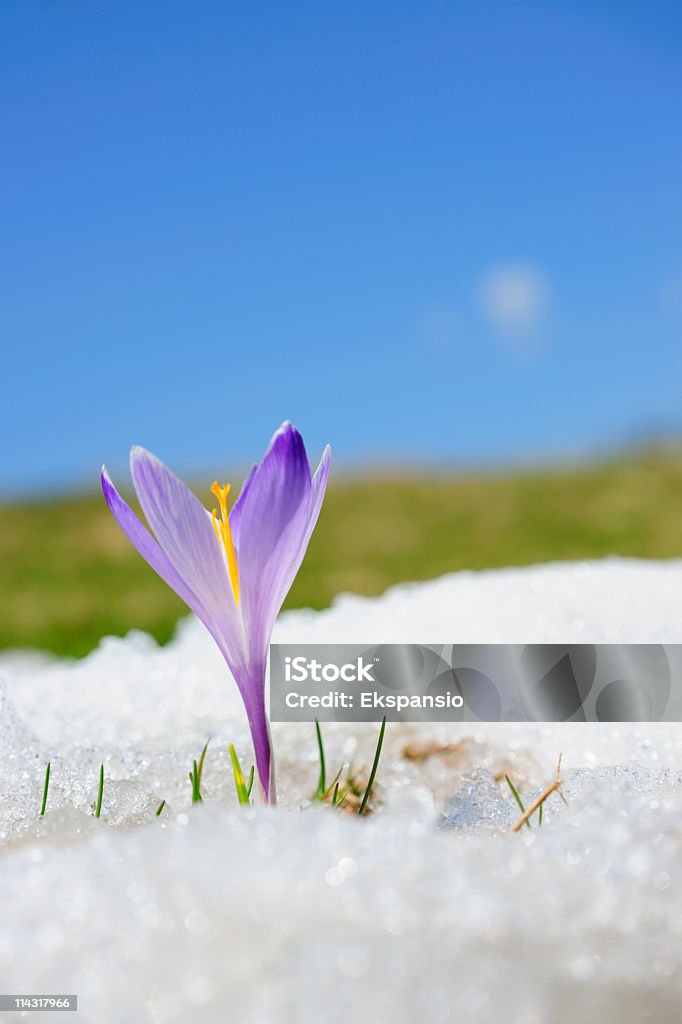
[2,448,681,657]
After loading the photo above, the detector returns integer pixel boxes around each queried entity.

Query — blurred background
[1,1,681,655]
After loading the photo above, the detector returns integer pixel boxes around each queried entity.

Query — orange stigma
[210,481,240,604]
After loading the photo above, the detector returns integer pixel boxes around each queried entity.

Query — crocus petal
[101,466,217,636]
[227,461,258,553]
[303,443,332,552]
[129,447,247,670]
[233,425,331,668]
[230,422,311,560]
[262,442,331,626]
[232,423,314,664]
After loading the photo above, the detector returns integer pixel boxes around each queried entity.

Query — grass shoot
[228,743,254,805]
[196,738,210,790]
[314,719,326,799]
[358,716,387,816]
[505,774,531,829]
[95,764,104,819]
[189,759,203,803]
[510,754,566,833]
[312,718,387,813]
[39,761,51,817]
[188,739,212,804]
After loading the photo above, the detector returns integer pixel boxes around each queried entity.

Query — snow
[1,557,682,1023]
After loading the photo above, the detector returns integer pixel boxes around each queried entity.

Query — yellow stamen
[210,480,240,604]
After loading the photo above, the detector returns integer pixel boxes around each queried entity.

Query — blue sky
[1,1,681,494]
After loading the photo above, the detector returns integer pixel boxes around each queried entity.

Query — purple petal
[232,424,311,661]
[227,461,258,556]
[234,424,330,665]
[230,422,311,556]
[101,466,216,634]
[304,444,332,550]
[265,443,331,613]
[129,447,247,669]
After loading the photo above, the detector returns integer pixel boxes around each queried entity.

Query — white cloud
[478,263,550,337]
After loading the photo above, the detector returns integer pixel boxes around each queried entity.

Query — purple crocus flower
[101,422,330,804]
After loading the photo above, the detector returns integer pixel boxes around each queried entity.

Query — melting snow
[1,558,682,1023]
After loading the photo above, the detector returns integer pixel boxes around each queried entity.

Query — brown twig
[402,739,471,761]
[510,753,565,832]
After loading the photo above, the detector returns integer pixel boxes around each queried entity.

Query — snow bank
[1,558,681,1023]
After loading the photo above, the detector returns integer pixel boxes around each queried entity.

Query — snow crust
[1,558,682,1023]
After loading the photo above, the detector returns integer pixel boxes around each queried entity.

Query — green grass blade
[538,801,543,826]
[323,765,344,800]
[358,716,387,816]
[505,774,531,829]
[155,799,166,817]
[190,759,203,803]
[245,766,255,799]
[332,783,349,809]
[196,738,211,789]
[314,719,326,799]
[95,764,104,818]
[229,743,250,805]
[39,762,51,817]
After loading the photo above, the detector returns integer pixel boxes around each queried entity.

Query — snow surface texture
[1,557,682,1024]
